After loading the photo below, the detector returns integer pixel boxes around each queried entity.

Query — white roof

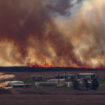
[78,73,95,75]
[47,79,65,82]
[10,81,24,84]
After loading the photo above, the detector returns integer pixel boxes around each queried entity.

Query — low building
[8,81,25,88]
[47,79,65,83]
[35,82,58,87]
[65,82,73,87]
[77,73,96,80]
[55,73,75,80]
[35,78,66,87]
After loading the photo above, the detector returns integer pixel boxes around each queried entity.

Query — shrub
[83,79,90,90]
[72,79,81,90]
[91,78,99,90]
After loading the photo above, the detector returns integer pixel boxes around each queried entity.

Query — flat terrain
[0,94,105,105]
[0,70,105,105]
[0,87,105,105]
[7,70,105,80]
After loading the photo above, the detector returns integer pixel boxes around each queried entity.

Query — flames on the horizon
[0,0,105,68]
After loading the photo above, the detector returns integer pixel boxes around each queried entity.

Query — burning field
[0,0,105,67]
[0,1,105,105]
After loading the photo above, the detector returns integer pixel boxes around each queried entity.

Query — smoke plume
[0,0,105,67]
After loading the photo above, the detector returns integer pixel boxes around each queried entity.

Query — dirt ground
[0,94,105,105]
[0,70,105,105]
[0,87,105,105]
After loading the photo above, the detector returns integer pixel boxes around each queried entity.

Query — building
[47,79,65,82]
[77,73,96,80]
[8,81,25,88]
[55,73,75,80]
[35,82,58,87]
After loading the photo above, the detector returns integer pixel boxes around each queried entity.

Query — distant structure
[8,81,25,88]
[55,72,75,80]
[77,73,96,80]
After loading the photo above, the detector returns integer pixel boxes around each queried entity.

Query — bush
[83,79,90,90]
[0,88,11,94]
[91,78,99,90]
[72,79,81,90]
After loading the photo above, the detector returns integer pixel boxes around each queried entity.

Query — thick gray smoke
[0,0,104,67]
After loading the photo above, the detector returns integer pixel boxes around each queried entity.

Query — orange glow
[28,64,105,70]
[28,63,52,68]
